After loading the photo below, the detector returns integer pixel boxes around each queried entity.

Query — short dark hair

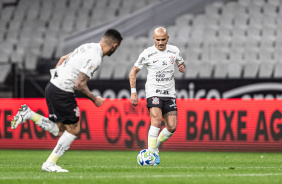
[103,29,123,44]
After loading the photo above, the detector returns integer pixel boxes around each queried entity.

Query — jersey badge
[169,56,175,64]
[152,97,160,105]
[88,64,94,70]
[74,106,80,117]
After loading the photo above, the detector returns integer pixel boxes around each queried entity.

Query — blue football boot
[153,150,160,166]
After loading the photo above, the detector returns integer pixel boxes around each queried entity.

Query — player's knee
[58,124,66,132]
[167,124,177,133]
[65,122,81,136]
[150,114,162,123]
[72,125,80,136]
[151,118,162,127]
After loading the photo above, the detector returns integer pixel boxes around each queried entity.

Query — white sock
[148,125,160,152]
[31,113,59,136]
[46,130,77,164]
[156,128,174,149]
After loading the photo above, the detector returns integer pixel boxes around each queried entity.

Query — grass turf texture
[0,150,282,184]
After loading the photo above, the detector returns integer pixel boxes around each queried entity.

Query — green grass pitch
[0,150,282,184]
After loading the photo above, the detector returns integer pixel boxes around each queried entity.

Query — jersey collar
[154,45,168,53]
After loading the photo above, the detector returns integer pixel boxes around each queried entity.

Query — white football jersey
[134,44,184,98]
[50,43,103,93]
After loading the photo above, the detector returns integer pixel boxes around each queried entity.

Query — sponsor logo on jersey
[156,76,174,82]
[169,56,175,64]
[152,97,160,105]
[155,70,174,82]
[162,61,167,65]
[148,52,157,58]
[156,70,173,74]
[167,50,176,54]
[156,89,169,95]
[138,57,145,64]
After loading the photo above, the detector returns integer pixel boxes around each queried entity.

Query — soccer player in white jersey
[11,29,123,172]
[129,27,185,165]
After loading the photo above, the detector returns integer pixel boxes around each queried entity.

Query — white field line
[68,165,280,169]
[0,165,279,169]
[0,173,282,180]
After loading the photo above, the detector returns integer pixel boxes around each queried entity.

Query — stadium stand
[0,0,165,96]
[1,0,282,97]
[100,0,282,80]
[0,0,162,70]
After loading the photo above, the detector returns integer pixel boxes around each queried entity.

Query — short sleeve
[80,59,99,79]
[134,51,147,69]
[176,49,184,65]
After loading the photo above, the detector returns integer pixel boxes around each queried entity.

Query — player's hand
[130,93,138,107]
[178,63,185,73]
[94,96,105,107]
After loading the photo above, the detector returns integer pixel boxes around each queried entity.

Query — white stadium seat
[98,63,114,79]
[82,0,95,9]
[1,0,282,81]
[175,14,193,26]
[0,7,15,21]
[184,61,199,79]
[258,61,275,78]
[24,50,40,70]
[198,62,213,78]
[238,0,251,7]
[174,64,184,80]
[136,67,148,80]
[243,60,261,78]
[228,62,243,78]
[213,62,228,79]
[112,65,129,79]
[13,7,26,21]
[273,62,282,78]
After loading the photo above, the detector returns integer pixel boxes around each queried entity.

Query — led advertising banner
[24,79,282,99]
[0,99,282,151]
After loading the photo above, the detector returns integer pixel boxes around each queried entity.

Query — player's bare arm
[178,62,186,73]
[74,72,104,107]
[129,66,141,107]
[55,52,72,68]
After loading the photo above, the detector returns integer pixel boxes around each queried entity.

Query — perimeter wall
[1,98,282,152]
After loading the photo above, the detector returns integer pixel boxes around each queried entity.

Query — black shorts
[147,96,177,116]
[45,82,79,124]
